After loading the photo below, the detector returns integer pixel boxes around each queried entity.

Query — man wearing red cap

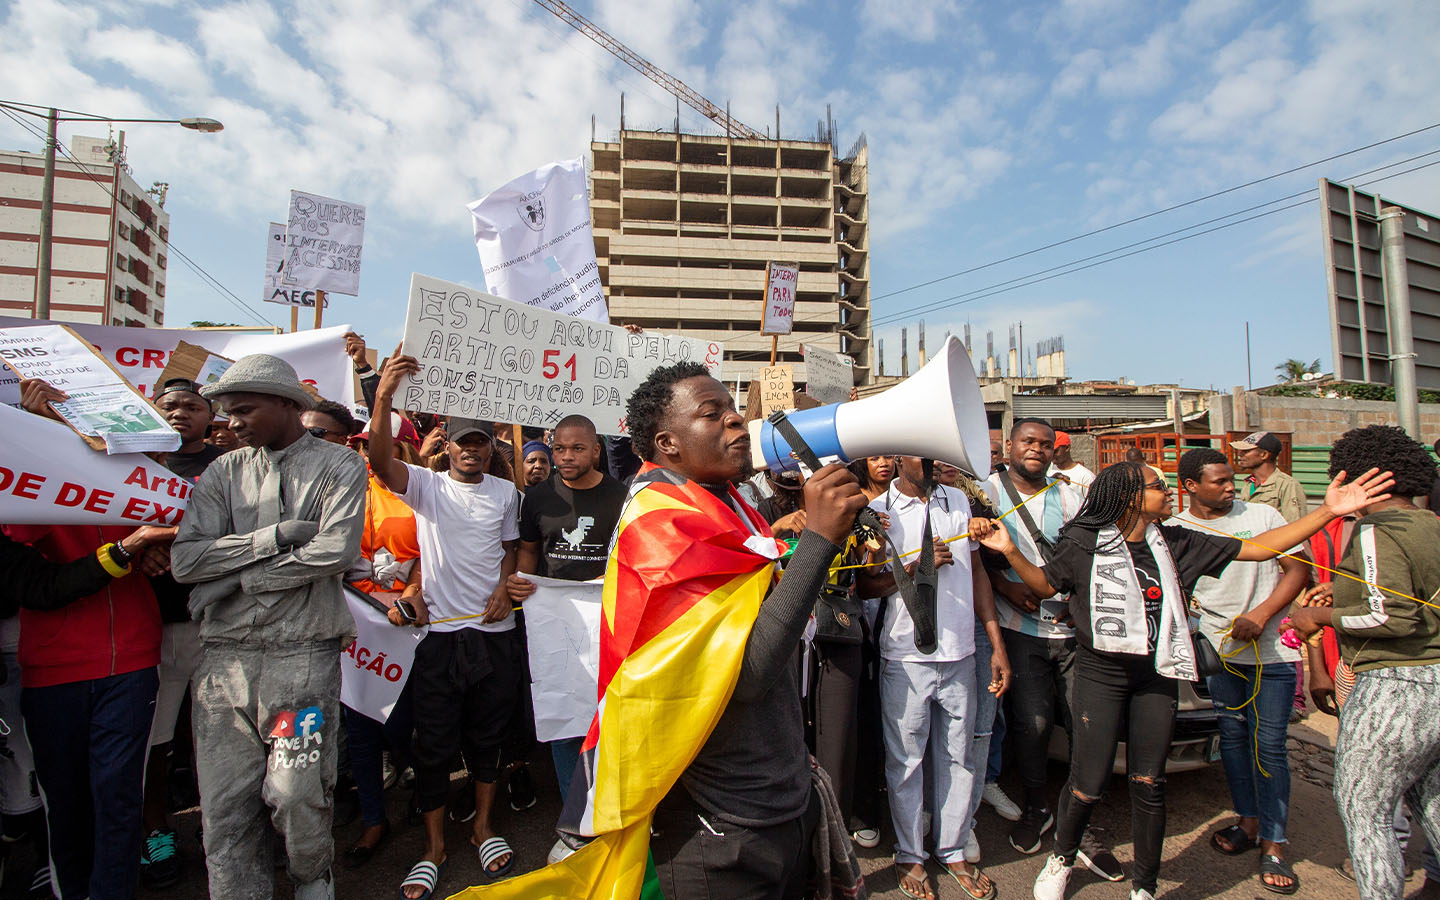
[1048,432,1095,489]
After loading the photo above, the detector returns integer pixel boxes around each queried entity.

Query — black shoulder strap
[765,412,936,653]
[998,470,1054,560]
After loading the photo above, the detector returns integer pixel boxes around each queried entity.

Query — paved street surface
[0,708,1422,899]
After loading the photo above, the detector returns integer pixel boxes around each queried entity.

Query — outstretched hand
[1324,468,1394,518]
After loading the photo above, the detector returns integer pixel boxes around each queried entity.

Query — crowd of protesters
[0,328,1437,900]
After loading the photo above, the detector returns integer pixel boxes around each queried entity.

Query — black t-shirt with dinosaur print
[518,472,628,581]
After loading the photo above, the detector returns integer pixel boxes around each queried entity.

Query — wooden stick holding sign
[314,289,325,330]
[511,424,525,490]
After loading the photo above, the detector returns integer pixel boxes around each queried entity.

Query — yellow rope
[829,479,1061,572]
[1214,628,1270,778]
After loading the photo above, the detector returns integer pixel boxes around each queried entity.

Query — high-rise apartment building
[589,128,871,390]
[0,135,171,326]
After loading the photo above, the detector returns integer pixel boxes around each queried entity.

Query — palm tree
[1275,358,1321,382]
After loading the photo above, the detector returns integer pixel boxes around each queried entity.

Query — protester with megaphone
[971,460,1395,900]
[857,455,1010,900]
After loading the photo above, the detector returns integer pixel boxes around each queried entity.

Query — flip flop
[1260,854,1300,895]
[399,858,445,900]
[894,864,935,900]
[477,836,517,880]
[943,861,997,900]
[1211,824,1257,855]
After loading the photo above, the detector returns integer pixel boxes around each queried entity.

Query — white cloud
[859,0,968,43]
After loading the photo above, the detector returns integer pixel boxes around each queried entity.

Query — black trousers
[410,628,520,811]
[807,640,862,826]
[1054,646,1177,894]
[651,789,820,900]
[1002,630,1077,811]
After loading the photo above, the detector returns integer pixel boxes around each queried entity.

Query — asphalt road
[1,710,1422,899]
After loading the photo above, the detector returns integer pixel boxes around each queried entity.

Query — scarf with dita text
[1088,523,1197,681]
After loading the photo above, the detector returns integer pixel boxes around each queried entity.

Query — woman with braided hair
[971,459,1392,900]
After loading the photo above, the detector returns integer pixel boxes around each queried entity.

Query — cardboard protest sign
[802,344,854,404]
[468,159,608,323]
[761,262,799,335]
[521,576,602,742]
[0,403,188,525]
[0,319,356,408]
[398,273,722,434]
[154,341,233,394]
[0,325,179,454]
[340,588,427,722]
[282,191,366,296]
[758,365,795,416]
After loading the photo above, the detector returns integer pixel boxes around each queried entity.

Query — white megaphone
[748,335,991,479]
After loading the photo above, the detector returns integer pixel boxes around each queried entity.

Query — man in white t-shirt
[1047,432,1095,489]
[371,354,522,898]
[858,456,1011,900]
[1173,447,1310,893]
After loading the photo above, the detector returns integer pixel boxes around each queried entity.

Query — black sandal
[343,821,391,869]
[1260,854,1299,894]
[1211,823,1257,855]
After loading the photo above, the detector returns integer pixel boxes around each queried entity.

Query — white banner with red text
[0,319,355,407]
[340,588,427,722]
[0,403,189,525]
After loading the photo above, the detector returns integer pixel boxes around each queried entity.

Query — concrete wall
[1217,390,1440,445]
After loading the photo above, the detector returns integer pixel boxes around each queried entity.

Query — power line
[869,120,1440,304]
[0,107,278,329]
[867,150,1440,331]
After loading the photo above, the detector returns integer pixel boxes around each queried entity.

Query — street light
[0,100,224,319]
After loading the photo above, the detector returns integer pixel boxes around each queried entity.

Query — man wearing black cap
[1232,431,1305,524]
[138,378,226,887]
[171,354,367,900]
[370,351,523,899]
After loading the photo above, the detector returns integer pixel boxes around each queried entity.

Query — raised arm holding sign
[396,273,721,434]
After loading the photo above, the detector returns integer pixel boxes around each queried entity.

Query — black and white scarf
[1088,524,1196,681]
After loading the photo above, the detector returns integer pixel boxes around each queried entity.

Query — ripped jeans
[1053,646,1177,895]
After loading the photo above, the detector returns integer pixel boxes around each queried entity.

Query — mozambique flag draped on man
[449,463,781,900]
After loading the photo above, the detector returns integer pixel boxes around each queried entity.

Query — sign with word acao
[282,190,366,296]
[340,588,427,722]
[761,261,799,336]
[0,402,189,525]
[398,273,722,434]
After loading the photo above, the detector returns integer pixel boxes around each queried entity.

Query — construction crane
[532,0,766,140]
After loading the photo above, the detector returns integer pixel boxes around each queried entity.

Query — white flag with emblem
[466,158,609,323]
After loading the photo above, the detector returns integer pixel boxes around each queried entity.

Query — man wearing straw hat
[171,354,367,900]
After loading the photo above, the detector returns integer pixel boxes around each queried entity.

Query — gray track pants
[1335,662,1440,900]
[193,640,341,900]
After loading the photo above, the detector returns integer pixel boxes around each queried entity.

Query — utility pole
[35,108,57,319]
[1379,207,1420,438]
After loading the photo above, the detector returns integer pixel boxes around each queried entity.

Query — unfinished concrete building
[588,126,872,391]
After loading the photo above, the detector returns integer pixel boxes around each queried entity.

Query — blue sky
[3,0,1438,389]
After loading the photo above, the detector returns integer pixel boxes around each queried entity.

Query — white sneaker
[547,838,575,865]
[983,781,1023,822]
[1034,854,1071,900]
[851,826,880,849]
[965,830,981,863]
[1130,890,1156,900]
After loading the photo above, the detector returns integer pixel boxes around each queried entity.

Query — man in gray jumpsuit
[171,355,367,900]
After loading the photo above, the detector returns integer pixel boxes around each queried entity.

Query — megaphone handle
[765,411,826,472]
